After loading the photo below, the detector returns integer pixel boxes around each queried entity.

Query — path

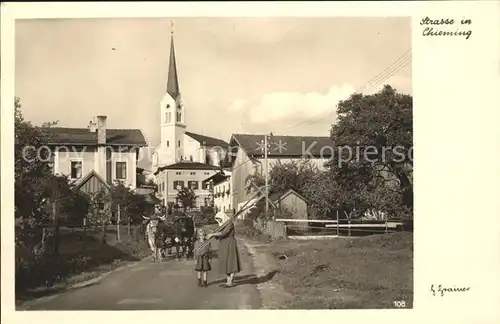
[20,239,262,310]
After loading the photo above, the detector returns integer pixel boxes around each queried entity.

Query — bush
[192,206,217,225]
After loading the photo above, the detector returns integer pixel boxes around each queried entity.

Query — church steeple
[166,27,180,100]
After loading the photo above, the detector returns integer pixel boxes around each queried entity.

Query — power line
[285,49,412,133]
[358,54,411,94]
[357,49,411,93]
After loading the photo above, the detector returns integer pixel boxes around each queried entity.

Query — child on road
[193,228,212,287]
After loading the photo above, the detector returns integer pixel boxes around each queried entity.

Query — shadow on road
[16,232,147,304]
[16,281,100,308]
[208,270,279,287]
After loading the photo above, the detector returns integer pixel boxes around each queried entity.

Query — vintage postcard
[1,1,499,323]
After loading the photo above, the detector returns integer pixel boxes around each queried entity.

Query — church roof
[166,33,181,100]
[185,131,229,148]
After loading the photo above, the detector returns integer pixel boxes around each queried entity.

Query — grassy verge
[15,226,150,305]
[235,220,272,243]
[236,221,413,309]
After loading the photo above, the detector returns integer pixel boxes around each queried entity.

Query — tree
[109,181,150,225]
[14,97,57,224]
[328,85,413,217]
[244,168,265,195]
[87,187,111,240]
[302,172,342,219]
[14,98,90,259]
[176,187,197,211]
[268,159,317,195]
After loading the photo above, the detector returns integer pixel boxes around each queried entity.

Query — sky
[15,17,412,170]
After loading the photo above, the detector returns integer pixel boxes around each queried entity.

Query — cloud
[228,98,248,112]
[235,84,356,125]
[225,18,300,44]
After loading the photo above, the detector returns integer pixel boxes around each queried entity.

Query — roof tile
[43,127,147,146]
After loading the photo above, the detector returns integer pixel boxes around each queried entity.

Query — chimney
[96,115,107,145]
[88,118,97,133]
[96,115,108,183]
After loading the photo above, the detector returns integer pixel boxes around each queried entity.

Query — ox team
[142,204,196,262]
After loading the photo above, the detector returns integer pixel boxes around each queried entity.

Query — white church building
[153,31,231,207]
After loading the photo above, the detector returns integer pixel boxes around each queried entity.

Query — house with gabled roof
[43,115,147,194]
[268,188,309,220]
[228,133,333,216]
[154,161,220,207]
[202,170,232,213]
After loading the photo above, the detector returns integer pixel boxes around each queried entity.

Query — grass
[15,225,151,304]
[236,221,413,309]
[235,220,272,243]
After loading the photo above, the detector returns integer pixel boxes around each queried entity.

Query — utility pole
[264,135,269,213]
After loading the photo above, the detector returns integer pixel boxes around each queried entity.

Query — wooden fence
[273,213,407,240]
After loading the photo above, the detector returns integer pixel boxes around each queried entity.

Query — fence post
[336,210,339,237]
[52,201,60,255]
[117,204,121,242]
[348,218,351,237]
[83,217,87,252]
[384,218,388,234]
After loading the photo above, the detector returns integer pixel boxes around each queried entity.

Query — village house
[154,162,220,207]
[228,133,334,217]
[202,170,232,213]
[152,31,231,207]
[44,115,147,195]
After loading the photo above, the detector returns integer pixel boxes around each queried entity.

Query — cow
[172,213,196,261]
[142,213,168,262]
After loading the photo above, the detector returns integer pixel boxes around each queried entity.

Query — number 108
[393,300,406,308]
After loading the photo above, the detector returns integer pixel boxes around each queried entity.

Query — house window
[167,140,170,147]
[176,171,182,175]
[190,172,196,176]
[70,160,82,179]
[190,155,193,161]
[116,161,127,180]
[173,180,184,190]
[202,181,210,190]
[188,181,199,190]
[178,140,181,148]
[204,172,210,176]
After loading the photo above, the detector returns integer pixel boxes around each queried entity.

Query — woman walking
[209,220,242,288]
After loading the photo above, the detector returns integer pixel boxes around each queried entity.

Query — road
[21,239,262,310]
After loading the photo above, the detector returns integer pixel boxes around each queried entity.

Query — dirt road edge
[238,237,291,309]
